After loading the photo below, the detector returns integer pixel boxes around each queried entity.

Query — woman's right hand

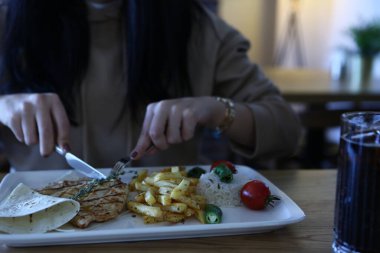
[0,93,70,156]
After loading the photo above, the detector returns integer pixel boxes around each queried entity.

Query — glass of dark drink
[333,112,380,253]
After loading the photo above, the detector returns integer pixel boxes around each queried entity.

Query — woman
[0,0,301,170]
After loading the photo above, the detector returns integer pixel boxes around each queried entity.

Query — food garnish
[204,204,223,224]
[212,164,233,183]
[210,160,237,174]
[71,169,125,201]
[187,167,206,178]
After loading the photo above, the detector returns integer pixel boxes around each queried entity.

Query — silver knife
[55,146,107,179]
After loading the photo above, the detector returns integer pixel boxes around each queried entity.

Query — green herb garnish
[71,169,124,201]
[187,167,206,178]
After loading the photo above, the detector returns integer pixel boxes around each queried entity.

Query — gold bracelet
[215,97,236,134]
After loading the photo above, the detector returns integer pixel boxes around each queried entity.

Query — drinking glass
[333,112,380,252]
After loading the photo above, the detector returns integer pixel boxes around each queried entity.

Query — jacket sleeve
[211,16,302,159]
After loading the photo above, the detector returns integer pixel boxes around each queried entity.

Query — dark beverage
[333,131,380,252]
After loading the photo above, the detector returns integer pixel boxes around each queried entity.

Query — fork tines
[109,158,131,178]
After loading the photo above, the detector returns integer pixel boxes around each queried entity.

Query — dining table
[265,68,380,104]
[0,169,337,253]
[264,67,380,130]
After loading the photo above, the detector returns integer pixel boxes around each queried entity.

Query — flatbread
[0,183,80,234]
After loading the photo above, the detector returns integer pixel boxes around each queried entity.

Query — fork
[109,143,155,178]
[109,157,131,178]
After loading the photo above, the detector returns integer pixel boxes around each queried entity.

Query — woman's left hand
[130,96,225,159]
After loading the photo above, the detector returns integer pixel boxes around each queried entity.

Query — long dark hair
[0,0,196,121]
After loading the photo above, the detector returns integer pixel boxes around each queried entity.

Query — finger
[8,115,24,143]
[50,94,71,151]
[149,103,169,150]
[181,108,197,141]
[21,102,38,145]
[166,105,183,144]
[36,105,55,157]
[131,104,155,160]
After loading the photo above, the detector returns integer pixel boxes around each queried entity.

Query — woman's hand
[0,93,70,156]
[131,96,225,159]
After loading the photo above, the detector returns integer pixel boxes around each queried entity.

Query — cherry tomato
[210,160,237,174]
[240,180,280,210]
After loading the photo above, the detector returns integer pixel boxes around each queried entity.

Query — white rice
[196,171,250,207]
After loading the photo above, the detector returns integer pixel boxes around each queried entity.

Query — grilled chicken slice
[39,178,129,228]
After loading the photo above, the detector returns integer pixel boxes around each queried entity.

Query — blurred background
[202,0,380,170]
[1,0,380,172]
[219,0,380,71]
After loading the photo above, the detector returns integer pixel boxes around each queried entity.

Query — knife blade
[55,146,107,179]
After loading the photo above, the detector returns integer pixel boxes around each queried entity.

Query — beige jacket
[0,1,301,171]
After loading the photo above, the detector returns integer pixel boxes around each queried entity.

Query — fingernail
[62,143,71,152]
[130,151,138,159]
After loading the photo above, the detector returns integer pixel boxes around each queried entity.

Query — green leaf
[349,20,380,57]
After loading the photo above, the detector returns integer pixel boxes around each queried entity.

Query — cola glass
[333,112,380,252]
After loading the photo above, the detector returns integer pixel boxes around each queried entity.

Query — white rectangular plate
[0,165,305,247]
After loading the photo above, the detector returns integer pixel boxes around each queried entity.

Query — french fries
[127,202,163,218]
[127,166,206,224]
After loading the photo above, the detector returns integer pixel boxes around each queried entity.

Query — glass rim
[341,111,380,121]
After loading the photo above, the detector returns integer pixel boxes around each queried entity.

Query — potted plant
[349,20,380,85]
